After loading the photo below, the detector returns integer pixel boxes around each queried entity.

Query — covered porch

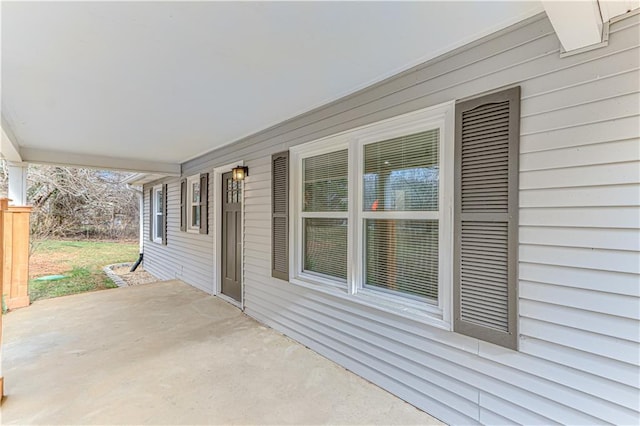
[1,280,441,425]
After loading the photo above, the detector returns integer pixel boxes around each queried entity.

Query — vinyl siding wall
[145,12,640,424]
[143,179,214,293]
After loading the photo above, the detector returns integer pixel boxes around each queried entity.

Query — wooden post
[0,198,32,309]
[0,197,32,402]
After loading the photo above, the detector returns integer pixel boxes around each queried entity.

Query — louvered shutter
[162,184,168,245]
[199,173,209,234]
[272,151,289,280]
[454,86,520,350]
[180,178,187,232]
[149,188,154,241]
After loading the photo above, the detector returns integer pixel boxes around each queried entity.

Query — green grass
[29,240,139,302]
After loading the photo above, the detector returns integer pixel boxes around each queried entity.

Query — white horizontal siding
[520,138,639,170]
[519,226,640,250]
[520,184,640,208]
[520,161,640,188]
[144,11,640,425]
[520,206,639,228]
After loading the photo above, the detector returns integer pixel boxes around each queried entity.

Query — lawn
[29,240,139,302]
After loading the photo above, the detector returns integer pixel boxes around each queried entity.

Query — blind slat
[363,129,439,212]
[303,218,347,281]
[365,219,438,301]
[303,150,348,212]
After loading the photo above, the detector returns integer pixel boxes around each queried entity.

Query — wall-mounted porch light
[232,165,249,181]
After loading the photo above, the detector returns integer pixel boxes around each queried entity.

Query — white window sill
[186,228,200,234]
[152,238,163,244]
[290,276,451,331]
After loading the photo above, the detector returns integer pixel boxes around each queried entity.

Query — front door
[221,172,242,303]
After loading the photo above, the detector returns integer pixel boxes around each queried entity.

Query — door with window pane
[221,172,242,302]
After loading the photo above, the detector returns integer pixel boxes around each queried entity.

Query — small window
[187,175,200,232]
[152,184,164,244]
[181,173,209,234]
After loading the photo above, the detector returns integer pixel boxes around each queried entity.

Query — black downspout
[130,253,143,272]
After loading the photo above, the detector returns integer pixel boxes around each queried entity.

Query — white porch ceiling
[1,1,544,172]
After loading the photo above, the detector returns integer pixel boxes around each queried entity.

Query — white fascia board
[543,0,604,52]
[599,0,640,21]
[20,147,180,175]
[123,173,169,186]
[123,173,148,185]
[1,126,23,163]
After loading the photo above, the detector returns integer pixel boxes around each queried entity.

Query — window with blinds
[290,101,453,325]
[301,149,348,282]
[365,219,438,300]
[363,129,440,301]
[303,149,348,212]
[363,130,439,212]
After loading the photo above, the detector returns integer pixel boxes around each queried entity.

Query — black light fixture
[232,165,249,181]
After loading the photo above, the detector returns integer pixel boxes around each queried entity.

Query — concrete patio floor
[1,280,443,425]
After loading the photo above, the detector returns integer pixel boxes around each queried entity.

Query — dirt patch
[111,265,159,286]
[29,252,74,278]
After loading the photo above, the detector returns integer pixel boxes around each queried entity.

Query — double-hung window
[282,89,520,347]
[151,184,165,244]
[301,148,349,285]
[187,175,201,232]
[291,102,454,327]
[180,173,209,234]
[360,129,441,302]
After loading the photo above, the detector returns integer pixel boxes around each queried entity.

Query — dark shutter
[180,178,187,232]
[454,86,520,350]
[162,184,168,245]
[199,173,209,234]
[149,188,153,242]
[272,151,289,280]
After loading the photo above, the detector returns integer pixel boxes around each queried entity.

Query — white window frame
[290,101,454,329]
[152,184,164,244]
[186,174,201,233]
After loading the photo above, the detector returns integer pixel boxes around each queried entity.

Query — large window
[291,103,454,326]
[284,89,520,347]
